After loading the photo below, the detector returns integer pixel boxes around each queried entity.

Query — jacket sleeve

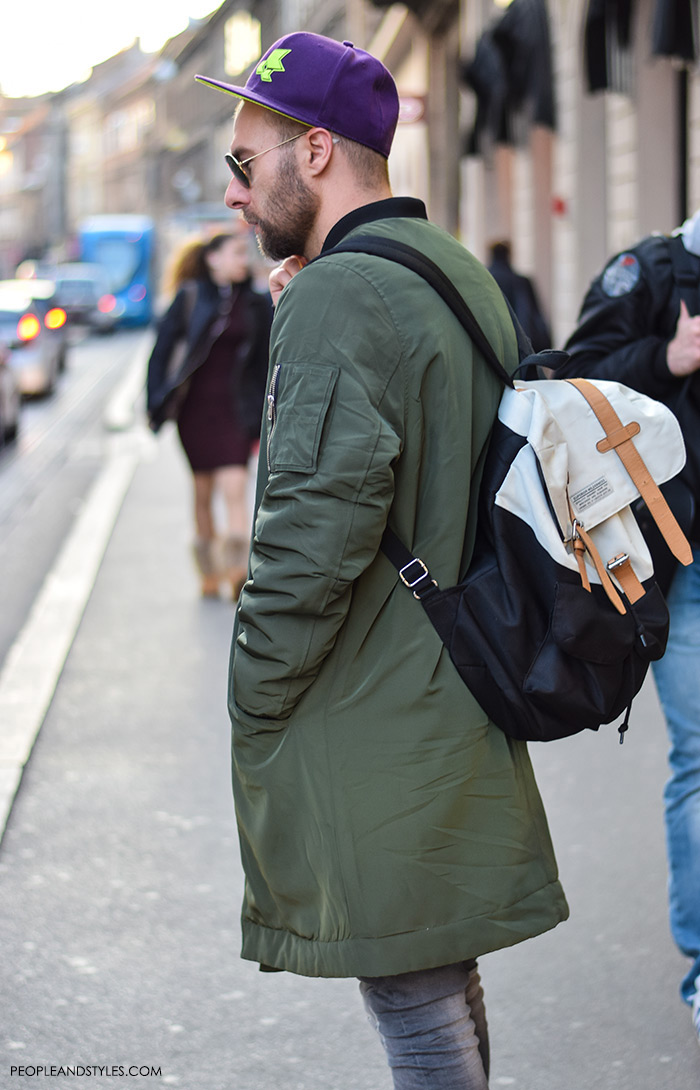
[230,264,404,723]
[559,250,678,400]
[145,287,190,412]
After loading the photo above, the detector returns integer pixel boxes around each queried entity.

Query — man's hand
[269,256,308,306]
[667,300,700,376]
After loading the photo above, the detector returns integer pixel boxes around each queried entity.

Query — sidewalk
[0,424,390,1090]
[1,417,699,1089]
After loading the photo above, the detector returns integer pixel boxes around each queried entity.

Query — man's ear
[304,128,336,176]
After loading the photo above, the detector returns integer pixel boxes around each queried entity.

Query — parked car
[0,280,68,396]
[0,341,21,444]
[49,263,122,333]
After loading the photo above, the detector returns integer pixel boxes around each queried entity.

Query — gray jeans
[359,961,489,1090]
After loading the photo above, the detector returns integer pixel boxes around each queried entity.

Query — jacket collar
[321,198,428,253]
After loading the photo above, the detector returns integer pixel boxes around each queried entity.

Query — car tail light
[17,313,41,341]
[45,307,67,330]
[98,294,117,314]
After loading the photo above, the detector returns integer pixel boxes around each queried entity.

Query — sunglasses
[224,130,308,189]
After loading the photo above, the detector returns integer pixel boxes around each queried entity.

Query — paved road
[0,329,150,668]
[0,368,699,1089]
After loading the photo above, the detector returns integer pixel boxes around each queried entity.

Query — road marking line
[0,450,139,839]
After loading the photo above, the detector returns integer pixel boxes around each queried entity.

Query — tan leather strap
[607,555,645,603]
[567,378,693,567]
[568,498,645,607]
[567,496,592,592]
[574,522,627,615]
[596,421,640,451]
[572,534,591,592]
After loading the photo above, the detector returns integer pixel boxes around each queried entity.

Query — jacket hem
[239,880,569,978]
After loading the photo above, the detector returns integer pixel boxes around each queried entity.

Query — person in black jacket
[558,213,700,1046]
[487,240,551,351]
[147,232,272,598]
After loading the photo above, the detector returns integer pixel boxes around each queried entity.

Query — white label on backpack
[570,476,614,512]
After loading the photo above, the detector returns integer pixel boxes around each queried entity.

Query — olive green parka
[229,198,568,977]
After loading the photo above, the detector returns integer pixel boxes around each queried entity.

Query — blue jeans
[652,548,700,1005]
[359,961,489,1090]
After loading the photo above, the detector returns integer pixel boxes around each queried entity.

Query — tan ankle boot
[221,536,249,600]
[192,538,220,598]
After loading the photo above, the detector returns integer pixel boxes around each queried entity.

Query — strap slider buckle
[399,557,430,589]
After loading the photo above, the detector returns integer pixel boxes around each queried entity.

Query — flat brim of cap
[194,74,308,124]
[195,74,248,97]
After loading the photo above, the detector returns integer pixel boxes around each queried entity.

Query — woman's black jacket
[146,276,272,436]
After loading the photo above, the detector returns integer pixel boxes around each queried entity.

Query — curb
[0,449,140,840]
[103,331,155,432]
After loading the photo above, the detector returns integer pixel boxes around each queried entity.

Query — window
[224,12,261,76]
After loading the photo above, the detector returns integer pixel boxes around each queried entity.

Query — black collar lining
[321,198,428,252]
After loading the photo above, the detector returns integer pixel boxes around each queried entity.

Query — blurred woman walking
[146,232,271,598]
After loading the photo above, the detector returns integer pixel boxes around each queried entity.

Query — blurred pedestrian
[196,32,567,1089]
[487,240,551,351]
[146,233,271,599]
[558,212,700,1046]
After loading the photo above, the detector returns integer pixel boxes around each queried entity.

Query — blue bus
[78,215,155,327]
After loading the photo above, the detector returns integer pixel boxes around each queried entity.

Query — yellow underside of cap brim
[194,76,310,129]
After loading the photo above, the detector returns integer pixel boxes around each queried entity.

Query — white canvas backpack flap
[499,377,687,608]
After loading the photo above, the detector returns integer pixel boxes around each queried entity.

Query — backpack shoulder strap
[319,234,520,591]
[321,235,516,388]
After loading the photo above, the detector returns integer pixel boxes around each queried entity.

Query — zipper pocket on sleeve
[266,363,281,472]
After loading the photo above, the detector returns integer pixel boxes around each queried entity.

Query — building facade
[0,0,698,346]
[457,0,699,344]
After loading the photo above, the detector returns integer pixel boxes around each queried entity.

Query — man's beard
[245,153,318,262]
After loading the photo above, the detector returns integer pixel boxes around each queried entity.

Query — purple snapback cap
[195,32,399,159]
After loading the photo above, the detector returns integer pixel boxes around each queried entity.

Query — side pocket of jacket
[231,699,290,738]
[268,364,339,473]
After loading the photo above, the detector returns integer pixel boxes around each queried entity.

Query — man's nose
[225,176,250,210]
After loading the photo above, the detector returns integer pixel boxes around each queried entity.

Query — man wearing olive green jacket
[197,32,568,1089]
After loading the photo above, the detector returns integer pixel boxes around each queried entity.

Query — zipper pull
[267,364,281,423]
[618,703,632,744]
[266,364,281,472]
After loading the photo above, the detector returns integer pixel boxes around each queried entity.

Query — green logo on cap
[256,48,291,82]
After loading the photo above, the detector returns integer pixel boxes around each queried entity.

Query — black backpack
[322,236,693,743]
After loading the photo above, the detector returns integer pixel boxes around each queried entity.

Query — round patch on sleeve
[601,252,641,297]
